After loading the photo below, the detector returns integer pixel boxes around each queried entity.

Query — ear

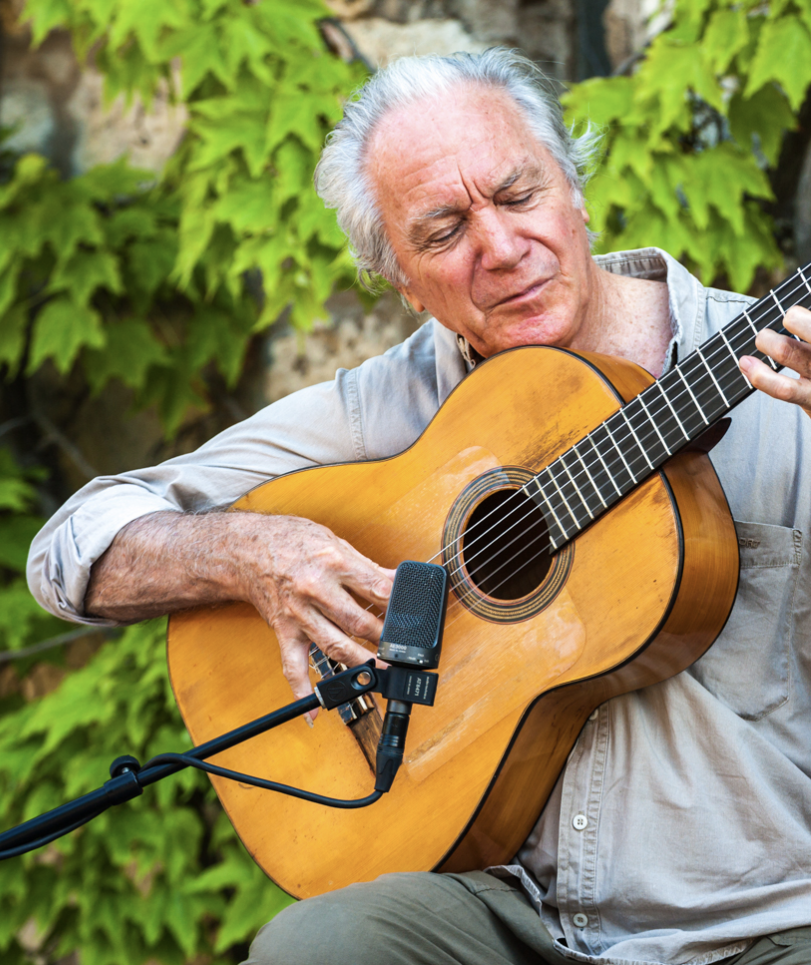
[398,286,425,314]
[581,206,590,225]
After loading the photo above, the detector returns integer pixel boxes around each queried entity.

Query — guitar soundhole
[462,488,552,601]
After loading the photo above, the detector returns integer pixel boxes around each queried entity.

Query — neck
[571,266,672,377]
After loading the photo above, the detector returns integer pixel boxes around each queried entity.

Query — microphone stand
[0,660,437,861]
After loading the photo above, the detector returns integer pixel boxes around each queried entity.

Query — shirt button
[588,708,599,721]
[572,813,588,831]
[573,912,589,928]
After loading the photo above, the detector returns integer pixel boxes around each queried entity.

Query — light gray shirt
[27,249,811,965]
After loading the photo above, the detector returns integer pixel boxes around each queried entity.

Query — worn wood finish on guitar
[168,346,739,898]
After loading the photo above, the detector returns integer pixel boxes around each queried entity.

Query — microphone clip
[314,660,438,712]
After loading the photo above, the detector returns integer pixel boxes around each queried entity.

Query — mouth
[493,278,550,309]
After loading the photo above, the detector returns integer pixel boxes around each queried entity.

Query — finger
[273,624,324,727]
[328,594,386,643]
[338,550,395,607]
[784,305,811,341]
[304,608,378,669]
[740,355,811,413]
[755,327,811,379]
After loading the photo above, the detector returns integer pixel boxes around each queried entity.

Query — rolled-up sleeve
[27,370,365,624]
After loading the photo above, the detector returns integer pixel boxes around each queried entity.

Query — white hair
[314,48,601,290]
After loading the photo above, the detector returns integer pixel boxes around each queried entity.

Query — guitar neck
[528,263,811,549]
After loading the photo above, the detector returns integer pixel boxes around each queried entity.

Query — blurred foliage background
[1,0,811,962]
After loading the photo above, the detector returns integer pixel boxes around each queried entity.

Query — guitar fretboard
[527,263,811,549]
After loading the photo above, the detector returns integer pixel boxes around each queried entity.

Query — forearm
[84,510,259,622]
[84,507,394,701]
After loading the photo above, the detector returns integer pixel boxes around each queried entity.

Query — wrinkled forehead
[365,84,556,223]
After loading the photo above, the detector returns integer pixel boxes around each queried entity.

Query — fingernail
[304,712,315,728]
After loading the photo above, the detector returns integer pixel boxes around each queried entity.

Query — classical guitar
[168,263,811,899]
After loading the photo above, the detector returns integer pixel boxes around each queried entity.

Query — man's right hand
[85,511,395,710]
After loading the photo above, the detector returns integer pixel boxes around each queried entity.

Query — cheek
[413,251,473,305]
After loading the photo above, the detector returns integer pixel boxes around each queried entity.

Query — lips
[492,277,550,309]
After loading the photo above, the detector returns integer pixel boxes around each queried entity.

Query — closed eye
[426,222,463,246]
[502,192,534,207]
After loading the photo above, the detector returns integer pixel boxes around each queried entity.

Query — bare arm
[86,510,395,704]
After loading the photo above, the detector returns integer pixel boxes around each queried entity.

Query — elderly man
[28,49,811,965]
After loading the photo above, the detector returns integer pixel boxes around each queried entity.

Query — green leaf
[28,297,106,374]
[192,113,270,177]
[0,268,19,320]
[222,15,274,84]
[0,479,36,514]
[24,0,73,46]
[83,319,168,394]
[49,249,123,307]
[0,304,29,376]
[208,175,277,234]
[745,16,811,110]
[0,578,64,650]
[266,90,337,155]
[695,143,773,236]
[728,84,796,165]
[105,207,158,248]
[702,7,750,74]
[635,42,723,135]
[161,23,232,96]
[562,76,635,126]
[126,232,177,297]
[107,0,190,61]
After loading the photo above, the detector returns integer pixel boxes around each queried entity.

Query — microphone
[374,561,448,792]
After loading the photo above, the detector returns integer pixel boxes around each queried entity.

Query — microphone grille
[380,561,448,652]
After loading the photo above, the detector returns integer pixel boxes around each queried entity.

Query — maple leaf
[28,297,106,375]
[746,16,811,110]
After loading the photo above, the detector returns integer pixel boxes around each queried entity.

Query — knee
[243,891,377,965]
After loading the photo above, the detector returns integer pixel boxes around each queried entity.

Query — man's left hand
[740,304,811,418]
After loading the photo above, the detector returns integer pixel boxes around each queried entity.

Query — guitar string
[349,275,809,635]
[430,280,804,584]
[360,275,808,634]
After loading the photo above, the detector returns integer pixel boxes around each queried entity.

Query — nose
[475,209,529,271]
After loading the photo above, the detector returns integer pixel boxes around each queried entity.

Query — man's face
[367,85,596,358]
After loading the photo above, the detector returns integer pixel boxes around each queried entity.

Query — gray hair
[314,48,601,290]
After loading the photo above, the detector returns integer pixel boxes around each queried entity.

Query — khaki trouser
[242,871,811,965]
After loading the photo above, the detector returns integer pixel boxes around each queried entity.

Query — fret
[637,393,672,456]
[572,442,607,509]
[533,264,811,550]
[771,287,802,341]
[588,433,622,496]
[619,406,654,470]
[604,421,638,484]
[770,288,785,319]
[718,327,752,390]
[798,265,811,300]
[558,451,595,520]
[544,464,582,528]
[696,345,729,407]
[675,365,709,425]
[743,306,778,369]
[656,380,689,440]
[528,475,568,547]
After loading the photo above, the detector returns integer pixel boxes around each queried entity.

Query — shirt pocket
[687,520,802,720]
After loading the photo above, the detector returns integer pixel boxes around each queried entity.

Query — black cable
[145,753,384,809]
[0,809,106,860]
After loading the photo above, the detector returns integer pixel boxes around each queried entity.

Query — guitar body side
[167,345,739,897]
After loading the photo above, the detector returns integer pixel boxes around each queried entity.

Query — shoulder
[352,318,467,459]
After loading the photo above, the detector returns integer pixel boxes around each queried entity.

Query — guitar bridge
[309,643,383,772]
[308,644,375,724]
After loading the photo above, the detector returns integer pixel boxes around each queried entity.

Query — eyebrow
[406,163,544,245]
